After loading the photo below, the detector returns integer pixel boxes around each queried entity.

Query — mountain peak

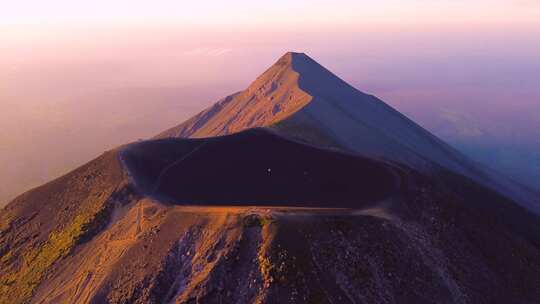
[268,51,360,102]
[253,51,346,99]
[274,51,315,68]
[155,52,365,140]
[279,51,308,61]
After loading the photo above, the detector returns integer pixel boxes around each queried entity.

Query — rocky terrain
[1,52,540,303]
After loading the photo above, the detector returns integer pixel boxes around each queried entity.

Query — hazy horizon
[1,1,540,206]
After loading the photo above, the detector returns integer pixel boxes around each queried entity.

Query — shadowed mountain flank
[122,129,397,207]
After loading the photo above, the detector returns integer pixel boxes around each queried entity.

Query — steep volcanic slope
[2,130,540,303]
[0,150,134,304]
[156,53,312,139]
[157,52,538,214]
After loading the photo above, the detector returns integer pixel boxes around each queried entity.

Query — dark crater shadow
[121,129,397,208]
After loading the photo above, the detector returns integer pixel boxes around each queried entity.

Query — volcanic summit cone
[157,52,538,213]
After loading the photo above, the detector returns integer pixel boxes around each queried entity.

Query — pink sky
[2,1,540,27]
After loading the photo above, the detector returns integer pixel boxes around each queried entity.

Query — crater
[121,129,397,208]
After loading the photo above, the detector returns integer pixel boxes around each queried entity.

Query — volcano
[157,52,538,214]
[1,52,540,304]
